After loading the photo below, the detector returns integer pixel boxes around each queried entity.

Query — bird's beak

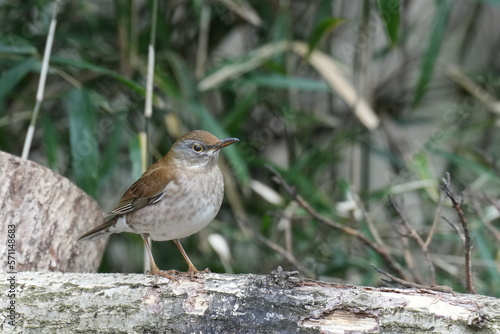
[211,137,239,151]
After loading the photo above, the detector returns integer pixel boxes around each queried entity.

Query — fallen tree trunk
[1,270,499,333]
[0,150,106,273]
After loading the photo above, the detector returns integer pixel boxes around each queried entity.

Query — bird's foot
[176,266,210,280]
[148,267,178,282]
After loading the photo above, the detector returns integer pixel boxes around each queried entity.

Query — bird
[79,130,239,278]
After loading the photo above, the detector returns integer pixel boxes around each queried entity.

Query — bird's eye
[192,143,204,152]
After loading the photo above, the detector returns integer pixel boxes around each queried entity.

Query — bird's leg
[173,239,210,276]
[142,234,177,280]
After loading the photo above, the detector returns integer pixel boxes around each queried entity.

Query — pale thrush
[79,130,238,278]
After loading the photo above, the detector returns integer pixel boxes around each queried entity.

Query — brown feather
[78,218,117,241]
[110,161,174,215]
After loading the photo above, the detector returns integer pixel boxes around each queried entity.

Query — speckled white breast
[119,167,224,241]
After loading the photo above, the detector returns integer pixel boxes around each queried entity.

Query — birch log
[1,271,499,333]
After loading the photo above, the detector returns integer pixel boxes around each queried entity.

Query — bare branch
[425,193,444,247]
[440,172,477,294]
[441,216,465,241]
[238,215,315,278]
[372,265,453,293]
[481,195,500,242]
[268,166,410,281]
[353,192,386,249]
[389,197,437,285]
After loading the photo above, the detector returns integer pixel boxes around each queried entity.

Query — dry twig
[237,216,315,278]
[481,195,500,242]
[425,193,444,247]
[440,172,477,294]
[372,266,454,293]
[389,197,437,285]
[268,166,409,281]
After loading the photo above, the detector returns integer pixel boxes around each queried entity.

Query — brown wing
[109,165,173,216]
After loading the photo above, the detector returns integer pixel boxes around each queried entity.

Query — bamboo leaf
[198,41,290,91]
[291,41,379,130]
[41,116,58,170]
[412,0,452,107]
[0,58,40,107]
[376,0,400,46]
[434,148,500,183]
[407,151,439,201]
[222,89,257,130]
[51,56,145,96]
[474,230,500,286]
[216,0,262,27]
[478,0,500,5]
[129,135,143,181]
[307,17,345,56]
[67,88,99,198]
[0,42,37,55]
[99,119,124,180]
[164,52,197,99]
[247,74,331,91]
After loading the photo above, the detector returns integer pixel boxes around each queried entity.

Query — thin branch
[353,192,386,249]
[268,166,409,281]
[481,195,500,242]
[372,266,453,293]
[389,197,436,285]
[440,172,477,294]
[400,229,419,283]
[425,193,444,248]
[441,216,465,241]
[239,216,314,278]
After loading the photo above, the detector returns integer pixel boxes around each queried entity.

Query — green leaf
[129,135,143,181]
[51,56,145,96]
[0,58,40,107]
[412,0,452,107]
[41,116,58,170]
[164,52,197,99]
[222,89,257,130]
[474,230,500,295]
[307,17,345,56]
[0,42,37,55]
[67,88,99,198]
[155,65,182,98]
[99,118,124,180]
[247,74,331,91]
[407,151,439,201]
[434,148,500,183]
[478,0,500,5]
[376,0,400,46]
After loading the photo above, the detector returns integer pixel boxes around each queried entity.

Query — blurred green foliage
[1,0,500,297]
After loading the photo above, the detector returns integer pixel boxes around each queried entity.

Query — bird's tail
[78,215,118,241]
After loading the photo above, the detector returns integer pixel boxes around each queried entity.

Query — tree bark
[1,271,499,333]
[0,150,106,273]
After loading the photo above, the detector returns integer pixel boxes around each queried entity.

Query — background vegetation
[1,0,500,296]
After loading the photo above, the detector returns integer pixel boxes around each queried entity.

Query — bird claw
[148,268,178,282]
[177,267,211,280]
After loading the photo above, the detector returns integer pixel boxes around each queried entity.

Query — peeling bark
[0,151,106,273]
[1,271,499,333]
